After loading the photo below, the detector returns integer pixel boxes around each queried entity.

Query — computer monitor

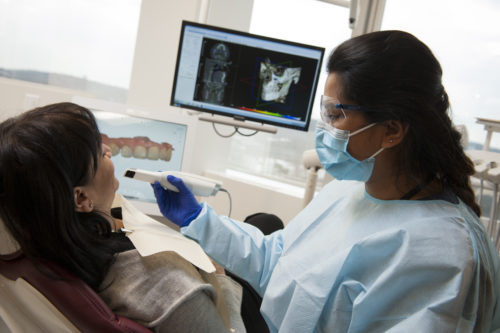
[171,21,325,132]
[72,96,198,215]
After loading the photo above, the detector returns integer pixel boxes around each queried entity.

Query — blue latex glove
[152,175,202,227]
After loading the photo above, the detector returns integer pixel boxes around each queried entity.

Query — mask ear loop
[348,122,377,137]
[369,147,385,159]
[348,122,384,159]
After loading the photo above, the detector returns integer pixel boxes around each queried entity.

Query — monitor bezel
[170,20,325,132]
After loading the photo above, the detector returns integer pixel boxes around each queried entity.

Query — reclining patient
[0,102,245,332]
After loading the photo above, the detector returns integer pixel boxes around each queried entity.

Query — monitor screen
[92,110,188,203]
[72,96,198,216]
[171,21,325,131]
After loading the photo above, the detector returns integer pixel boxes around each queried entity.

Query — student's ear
[381,120,408,148]
[74,187,94,213]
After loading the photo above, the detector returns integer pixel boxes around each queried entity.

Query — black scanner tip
[124,170,136,178]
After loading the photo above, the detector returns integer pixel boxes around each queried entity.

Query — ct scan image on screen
[193,37,319,123]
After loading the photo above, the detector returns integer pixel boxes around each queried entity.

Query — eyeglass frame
[320,95,370,124]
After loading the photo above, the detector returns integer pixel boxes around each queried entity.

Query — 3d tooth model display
[101,134,174,161]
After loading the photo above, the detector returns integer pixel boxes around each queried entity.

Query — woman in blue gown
[153,30,500,332]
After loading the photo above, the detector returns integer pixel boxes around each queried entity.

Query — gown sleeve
[182,203,284,296]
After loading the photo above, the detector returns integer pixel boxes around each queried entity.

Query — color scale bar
[238,106,300,120]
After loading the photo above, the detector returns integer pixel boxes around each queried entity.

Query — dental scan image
[192,37,316,122]
[259,57,301,104]
[198,41,232,105]
[92,110,187,202]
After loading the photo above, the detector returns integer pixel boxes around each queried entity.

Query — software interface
[172,23,324,130]
[92,110,188,203]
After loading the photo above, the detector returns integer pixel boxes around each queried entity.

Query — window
[382,0,500,150]
[225,0,351,186]
[0,0,141,102]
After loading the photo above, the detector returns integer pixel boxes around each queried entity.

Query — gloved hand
[152,175,202,227]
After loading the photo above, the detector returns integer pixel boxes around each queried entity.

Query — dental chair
[0,221,152,333]
[302,149,333,207]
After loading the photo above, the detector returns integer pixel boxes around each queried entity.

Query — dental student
[153,30,500,332]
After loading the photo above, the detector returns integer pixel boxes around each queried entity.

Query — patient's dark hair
[327,30,479,216]
[0,102,131,289]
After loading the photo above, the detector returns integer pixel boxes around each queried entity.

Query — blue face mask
[315,121,384,182]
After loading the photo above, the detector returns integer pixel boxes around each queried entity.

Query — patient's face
[84,144,119,212]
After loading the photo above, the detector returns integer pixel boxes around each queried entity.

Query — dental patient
[0,102,245,332]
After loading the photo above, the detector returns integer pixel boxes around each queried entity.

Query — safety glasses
[320,95,368,124]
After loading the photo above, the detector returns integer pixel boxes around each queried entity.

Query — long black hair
[328,30,480,216]
[0,102,131,289]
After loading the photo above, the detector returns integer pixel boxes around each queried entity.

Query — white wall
[126,0,255,110]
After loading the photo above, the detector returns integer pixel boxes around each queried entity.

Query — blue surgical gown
[182,180,500,332]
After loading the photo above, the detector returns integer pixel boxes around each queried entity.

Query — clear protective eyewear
[320,95,368,124]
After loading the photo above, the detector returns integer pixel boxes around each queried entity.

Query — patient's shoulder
[113,249,208,283]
